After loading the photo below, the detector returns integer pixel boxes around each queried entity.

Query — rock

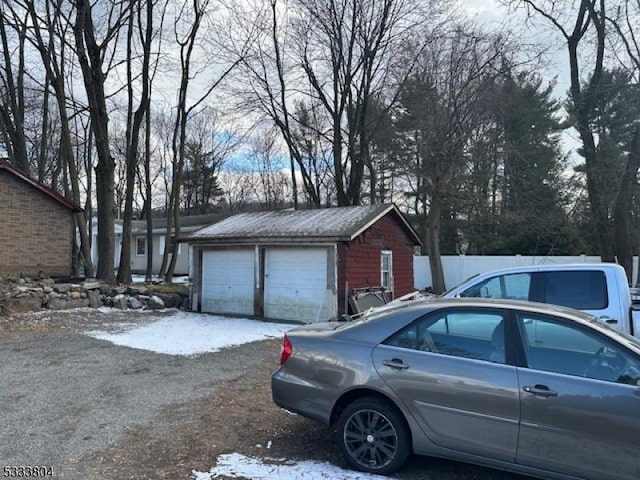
[54,284,71,294]
[128,297,143,310]
[0,273,189,314]
[181,296,190,310]
[3,295,43,314]
[47,298,90,310]
[87,290,102,308]
[154,292,184,308]
[128,286,148,295]
[113,294,128,310]
[145,295,165,310]
[83,281,103,290]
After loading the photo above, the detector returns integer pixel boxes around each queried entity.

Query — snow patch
[85,311,291,356]
[192,453,390,480]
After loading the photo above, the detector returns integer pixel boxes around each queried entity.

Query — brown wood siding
[337,213,416,314]
[0,171,75,276]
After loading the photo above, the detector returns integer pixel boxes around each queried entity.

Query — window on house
[381,250,393,291]
[136,237,146,256]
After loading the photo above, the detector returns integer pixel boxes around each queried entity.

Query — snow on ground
[131,274,190,284]
[192,453,390,480]
[86,312,383,478]
[85,311,292,356]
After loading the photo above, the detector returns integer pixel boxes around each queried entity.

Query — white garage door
[264,248,328,322]
[201,250,254,315]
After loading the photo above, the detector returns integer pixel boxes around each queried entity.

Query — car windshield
[439,273,480,297]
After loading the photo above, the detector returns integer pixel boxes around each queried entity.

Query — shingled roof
[186,204,422,245]
[0,160,82,212]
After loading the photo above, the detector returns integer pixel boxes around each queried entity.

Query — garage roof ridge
[185,203,421,245]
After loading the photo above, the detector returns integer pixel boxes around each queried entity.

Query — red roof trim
[0,159,83,212]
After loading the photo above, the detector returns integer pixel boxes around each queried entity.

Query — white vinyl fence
[414,255,640,291]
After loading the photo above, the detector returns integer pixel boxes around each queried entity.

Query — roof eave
[184,235,349,245]
[0,160,83,212]
[349,204,422,245]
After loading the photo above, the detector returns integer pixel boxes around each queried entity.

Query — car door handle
[523,384,558,397]
[383,358,409,370]
[599,315,618,325]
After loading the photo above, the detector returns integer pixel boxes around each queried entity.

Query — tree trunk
[0,17,29,173]
[426,191,446,294]
[117,0,153,285]
[73,0,117,283]
[615,127,640,281]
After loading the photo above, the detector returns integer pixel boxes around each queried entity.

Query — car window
[459,273,531,301]
[518,313,640,385]
[384,310,507,364]
[540,270,608,309]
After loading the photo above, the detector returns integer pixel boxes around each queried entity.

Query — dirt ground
[0,309,531,480]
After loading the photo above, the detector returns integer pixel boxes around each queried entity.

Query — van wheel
[336,396,411,475]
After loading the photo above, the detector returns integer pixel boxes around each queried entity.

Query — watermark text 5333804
[3,466,54,478]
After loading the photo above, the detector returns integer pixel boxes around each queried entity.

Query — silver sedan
[271,298,640,479]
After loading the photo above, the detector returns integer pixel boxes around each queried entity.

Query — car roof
[465,263,623,276]
[349,297,591,332]
[389,297,596,321]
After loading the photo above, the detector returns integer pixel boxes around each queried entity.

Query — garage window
[381,250,393,291]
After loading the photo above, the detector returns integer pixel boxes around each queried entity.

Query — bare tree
[117,0,162,284]
[0,4,29,173]
[513,0,616,264]
[396,27,510,293]
[161,0,246,282]
[606,1,640,280]
[72,0,131,283]
[248,130,292,209]
[234,0,447,207]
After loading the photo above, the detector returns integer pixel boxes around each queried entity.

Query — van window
[460,273,531,301]
[541,271,608,310]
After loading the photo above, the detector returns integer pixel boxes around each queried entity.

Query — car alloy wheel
[337,396,410,475]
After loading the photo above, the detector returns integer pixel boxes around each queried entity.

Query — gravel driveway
[0,309,533,480]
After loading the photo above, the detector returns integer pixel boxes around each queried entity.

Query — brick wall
[0,171,75,276]
[338,213,417,314]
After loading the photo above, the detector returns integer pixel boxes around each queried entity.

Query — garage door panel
[201,250,254,315]
[264,248,329,322]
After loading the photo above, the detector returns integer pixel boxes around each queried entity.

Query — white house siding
[130,233,189,276]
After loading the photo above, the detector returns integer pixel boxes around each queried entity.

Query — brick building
[0,160,82,277]
[186,204,422,322]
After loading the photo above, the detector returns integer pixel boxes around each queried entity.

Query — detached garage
[186,204,422,323]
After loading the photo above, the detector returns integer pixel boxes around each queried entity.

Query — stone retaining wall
[0,275,189,315]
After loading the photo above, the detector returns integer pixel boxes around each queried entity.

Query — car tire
[336,396,411,475]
